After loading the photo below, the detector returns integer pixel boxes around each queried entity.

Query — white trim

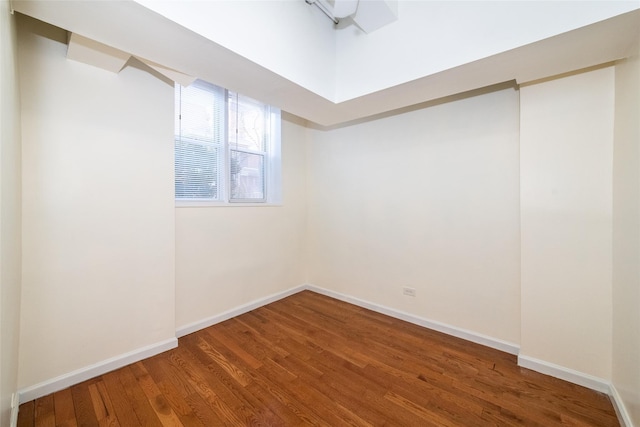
[175,201,283,208]
[517,354,611,394]
[10,406,18,427]
[608,384,634,427]
[10,393,19,427]
[518,355,638,424]
[305,284,520,355]
[18,337,177,403]
[175,284,306,338]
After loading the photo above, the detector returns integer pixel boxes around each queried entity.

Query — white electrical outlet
[402,287,416,297]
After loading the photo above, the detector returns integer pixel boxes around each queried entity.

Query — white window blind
[175,81,225,200]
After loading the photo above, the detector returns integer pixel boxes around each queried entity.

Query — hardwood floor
[18,290,619,426]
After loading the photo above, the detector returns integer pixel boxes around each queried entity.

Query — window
[174,80,281,205]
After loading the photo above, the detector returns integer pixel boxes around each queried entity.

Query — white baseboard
[517,354,611,394]
[517,355,637,426]
[608,383,634,427]
[175,284,306,338]
[305,284,520,355]
[18,337,177,403]
[176,283,518,355]
[10,405,18,427]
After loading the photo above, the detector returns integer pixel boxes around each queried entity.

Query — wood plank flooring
[18,290,619,426]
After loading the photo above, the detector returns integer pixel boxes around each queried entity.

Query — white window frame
[175,80,282,207]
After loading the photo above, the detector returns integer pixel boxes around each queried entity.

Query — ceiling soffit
[11,1,640,126]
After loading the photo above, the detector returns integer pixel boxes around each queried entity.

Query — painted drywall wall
[307,86,521,345]
[613,45,640,424]
[175,115,309,330]
[520,67,614,380]
[1,1,22,425]
[17,15,176,389]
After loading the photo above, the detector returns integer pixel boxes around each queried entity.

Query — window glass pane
[229,93,267,152]
[230,150,265,200]
[175,141,219,199]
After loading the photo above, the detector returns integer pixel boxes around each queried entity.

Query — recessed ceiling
[11,0,640,127]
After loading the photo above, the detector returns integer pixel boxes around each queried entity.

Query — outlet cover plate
[403,287,416,297]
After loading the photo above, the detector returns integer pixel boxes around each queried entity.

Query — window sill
[175,200,283,208]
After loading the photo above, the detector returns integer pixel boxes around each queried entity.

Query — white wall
[18,15,176,390]
[175,115,309,331]
[307,86,521,345]
[1,1,22,424]
[613,44,640,424]
[520,67,614,380]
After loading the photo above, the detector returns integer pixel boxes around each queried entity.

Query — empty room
[1,0,639,426]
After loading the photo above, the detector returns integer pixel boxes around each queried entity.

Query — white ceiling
[11,0,640,127]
